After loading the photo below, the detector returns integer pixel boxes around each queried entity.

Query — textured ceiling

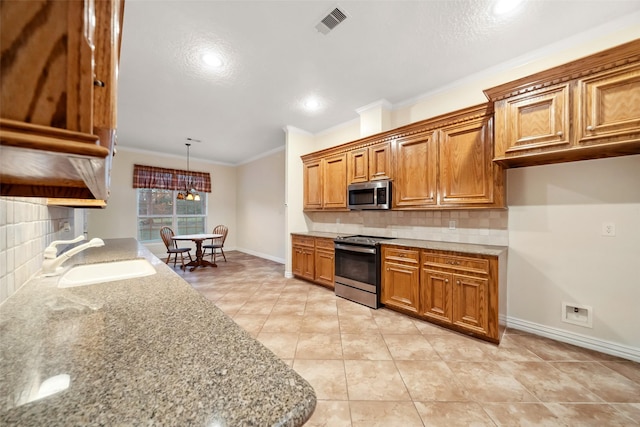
[117,0,640,165]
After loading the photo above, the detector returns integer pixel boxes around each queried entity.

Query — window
[137,189,207,242]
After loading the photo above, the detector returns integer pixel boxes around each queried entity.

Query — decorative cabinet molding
[291,235,335,289]
[0,0,124,202]
[381,244,506,343]
[485,39,640,168]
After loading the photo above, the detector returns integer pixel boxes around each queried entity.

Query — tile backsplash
[0,197,74,304]
[307,209,508,246]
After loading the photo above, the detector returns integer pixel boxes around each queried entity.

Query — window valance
[133,164,211,193]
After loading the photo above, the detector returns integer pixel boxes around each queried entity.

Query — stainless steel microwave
[347,180,392,210]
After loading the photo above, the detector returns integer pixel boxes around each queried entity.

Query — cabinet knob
[586,125,594,131]
[94,79,105,87]
[556,131,563,137]
[445,279,449,283]
[456,280,461,285]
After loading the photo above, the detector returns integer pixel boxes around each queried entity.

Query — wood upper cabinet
[303,153,347,211]
[438,115,504,207]
[323,153,347,209]
[303,160,323,210]
[381,246,420,314]
[495,84,571,157]
[485,39,640,167]
[0,0,124,201]
[393,132,437,208]
[347,141,392,184]
[577,63,640,146]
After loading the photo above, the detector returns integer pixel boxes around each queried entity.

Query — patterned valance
[133,164,211,193]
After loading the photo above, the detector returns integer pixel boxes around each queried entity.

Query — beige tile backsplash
[308,209,508,246]
[0,197,74,304]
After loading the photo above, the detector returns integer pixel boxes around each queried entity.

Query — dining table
[172,233,223,271]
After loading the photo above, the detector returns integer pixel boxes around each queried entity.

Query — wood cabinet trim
[484,39,640,102]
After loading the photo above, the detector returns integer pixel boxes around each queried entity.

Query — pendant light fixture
[177,142,200,201]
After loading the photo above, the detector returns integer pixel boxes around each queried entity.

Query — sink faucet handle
[44,235,86,259]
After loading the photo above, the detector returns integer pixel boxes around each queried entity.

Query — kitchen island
[0,238,316,426]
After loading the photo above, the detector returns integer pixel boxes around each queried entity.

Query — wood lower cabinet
[314,238,335,289]
[486,39,640,167]
[291,235,335,289]
[382,244,506,343]
[381,246,420,314]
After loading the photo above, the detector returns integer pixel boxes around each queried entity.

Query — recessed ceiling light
[202,52,223,68]
[304,98,320,111]
[493,0,524,15]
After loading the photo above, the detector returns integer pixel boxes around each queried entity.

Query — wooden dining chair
[203,225,228,263]
[160,226,192,269]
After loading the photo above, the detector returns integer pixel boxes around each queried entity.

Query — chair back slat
[160,226,176,250]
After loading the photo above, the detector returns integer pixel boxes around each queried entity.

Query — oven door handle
[335,244,376,254]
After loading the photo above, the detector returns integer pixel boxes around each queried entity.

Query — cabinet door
[303,160,323,210]
[495,84,571,159]
[438,116,503,207]
[369,141,392,181]
[420,269,452,324]
[0,0,93,133]
[382,262,419,313]
[302,248,315,281]
[452,274,489,335]
[348,148,369,184]
[323,153,347,209]
[315,249,335,289]
[292,245,304,276]
[577,63,640,145]
[394,133,437,208]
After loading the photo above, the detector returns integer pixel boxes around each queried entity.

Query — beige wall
[88,147,237,254]
[236,148,286,262]
[283,17,640,357]
[0,197,75,303]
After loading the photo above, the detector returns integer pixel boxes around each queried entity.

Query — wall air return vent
[315,7,347,35]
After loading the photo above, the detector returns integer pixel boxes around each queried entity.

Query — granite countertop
[292,231,506,256]
[0,238,316,426]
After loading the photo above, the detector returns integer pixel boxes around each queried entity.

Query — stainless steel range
[334,235,393,309]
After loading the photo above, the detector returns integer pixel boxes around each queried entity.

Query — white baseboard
[507,316,640,363]
[235,247,285,265]
[284,271,294,279]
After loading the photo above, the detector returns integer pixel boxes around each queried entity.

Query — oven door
[334,243,377,293]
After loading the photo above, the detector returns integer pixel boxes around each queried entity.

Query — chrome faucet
[42,235,105,276]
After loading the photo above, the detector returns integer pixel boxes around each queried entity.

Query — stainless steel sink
[58,259,156,288]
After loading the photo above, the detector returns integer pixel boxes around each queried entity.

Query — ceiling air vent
[315,7,347,35]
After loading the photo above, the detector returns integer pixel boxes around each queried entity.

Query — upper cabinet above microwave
[347,141,392,184]
[0,0,124,202]
[484,39,640,168]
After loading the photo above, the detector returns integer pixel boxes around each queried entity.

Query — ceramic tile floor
[170,251,640,426]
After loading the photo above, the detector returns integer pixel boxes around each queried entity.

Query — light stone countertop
[292,232,507,256]
[0,238,316,426]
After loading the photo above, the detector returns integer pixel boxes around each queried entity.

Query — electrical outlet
[449,220,456,230]
[562,302,593,328]
[602,222,616,237]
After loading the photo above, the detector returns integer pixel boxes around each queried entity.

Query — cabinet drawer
[422,253,489,275]
[315,237,335,250]
[292,235,315,247]
[384,247,419,264]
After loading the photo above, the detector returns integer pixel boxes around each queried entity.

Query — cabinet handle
[556,131,563,137]
[94,79,105,87]
[586,125,594,131]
